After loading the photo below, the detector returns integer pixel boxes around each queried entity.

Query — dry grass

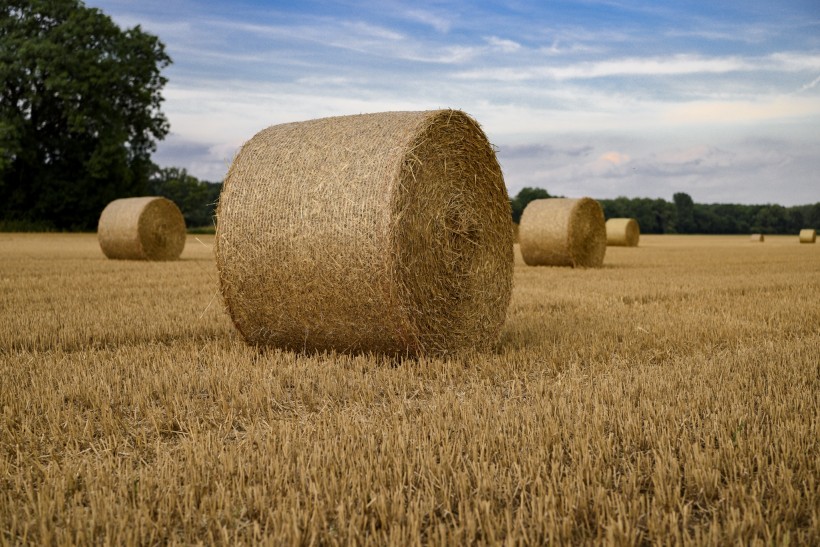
[1,233,818,545]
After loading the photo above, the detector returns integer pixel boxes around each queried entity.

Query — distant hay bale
[215,110,513,356]
[519,197,606,267]
[606,218,640,247]
[799,229,816,243]
[98,197,186,260]
[750,233,764,242]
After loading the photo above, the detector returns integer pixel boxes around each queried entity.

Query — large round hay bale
[750,233,764,242]
[606,218,640,246]
[519,197,606,267]
[98,197,186,260]
[215,110,513,356]
[799,229,816,243]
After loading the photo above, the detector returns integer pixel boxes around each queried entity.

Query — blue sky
[86,0,820,205]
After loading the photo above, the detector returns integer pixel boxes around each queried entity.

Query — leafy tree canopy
[0,0,171,230]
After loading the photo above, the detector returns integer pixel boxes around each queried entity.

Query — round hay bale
[97,197,186,260]
[215,110,513,356]
[750,233,764,242]
[606,218,640,247]
[799,229,816,243]
[519,197,606,267]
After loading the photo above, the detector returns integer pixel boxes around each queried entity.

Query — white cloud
[455,52,820,82]
[662,96,820,125]
[798,75,820,93]
[486,36,522,52]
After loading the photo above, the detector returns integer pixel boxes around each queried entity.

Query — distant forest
[510,187,820,235]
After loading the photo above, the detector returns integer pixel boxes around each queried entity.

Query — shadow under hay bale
[798,229,816,243]
[97,196,186,260]
[215,110,514,357]
[606,218,640,247]
[519,197,606,267]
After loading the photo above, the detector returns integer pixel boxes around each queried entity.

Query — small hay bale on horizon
[606,218,640,247]
[519,197,607,267]
[750,233,765,242]
[215,109,514,357]
[97,196,186,260]
[799,229,816,243]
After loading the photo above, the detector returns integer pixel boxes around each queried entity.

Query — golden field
[1,233,818,544]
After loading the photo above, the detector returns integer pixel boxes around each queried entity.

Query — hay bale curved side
[750,233,764,242]
[606,218,640,246]
[215,110,513,356]
[519,197,606,267]
[98,197,187,260]
[799,229,816,243]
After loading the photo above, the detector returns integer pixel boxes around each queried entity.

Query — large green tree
[0,0,171,230]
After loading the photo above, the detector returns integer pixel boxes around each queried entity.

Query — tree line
[511,188,820,235]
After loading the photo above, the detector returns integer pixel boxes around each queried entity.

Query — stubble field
[1,233,818,544]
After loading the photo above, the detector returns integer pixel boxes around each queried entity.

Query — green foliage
[673,192,695,233]
[510,187,552,223]
[0,0,171,230]
[150,167,221,229]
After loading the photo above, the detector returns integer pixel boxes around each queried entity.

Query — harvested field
[1,233,818,544]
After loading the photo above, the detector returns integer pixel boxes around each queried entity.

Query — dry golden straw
[750,233,764,242]
[97,197,186,260]
[519,197,606,267]
[798,229,816,243]
[606,218,640,247]
[215,110,513,356]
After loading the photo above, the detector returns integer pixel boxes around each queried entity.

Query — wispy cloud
[798,74,820,93]
[486,36,521,52]
[456,54,760,81]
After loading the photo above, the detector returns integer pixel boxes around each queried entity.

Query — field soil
[1,233,818,544]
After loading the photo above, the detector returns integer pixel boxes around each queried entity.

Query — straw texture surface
[606,218,640,246]
[799,229,816,243]
[98,197,186,260]
[215,110,513,356]
[750,234,764,242]
[519,197,606,267]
